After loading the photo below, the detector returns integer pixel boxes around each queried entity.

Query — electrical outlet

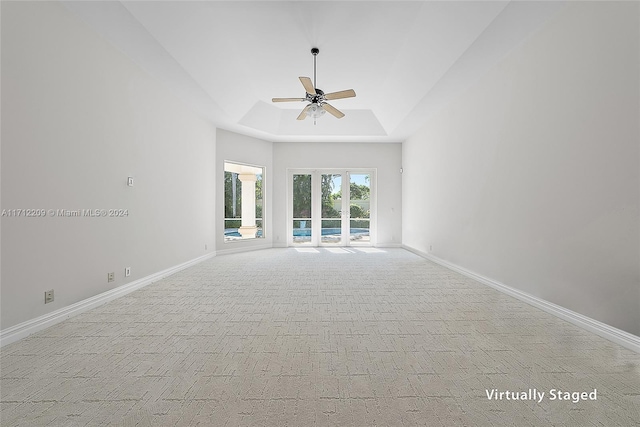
[44,289,54,304]
[125,267,131,277]
[108,272,115,282]
[430,245,433,252]
[205,244,208,250]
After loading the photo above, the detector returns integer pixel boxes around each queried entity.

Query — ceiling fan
[272,48,356,123]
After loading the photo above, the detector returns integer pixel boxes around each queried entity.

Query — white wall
[216,129,273,253]
[273,142,402,247]
[403,2,639,335]
[1,2,216,330]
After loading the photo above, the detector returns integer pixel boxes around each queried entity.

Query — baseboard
[216,243,273,256]
[403,245,640,354]
[0,252,216,347]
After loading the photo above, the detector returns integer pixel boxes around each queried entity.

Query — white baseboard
[0,252,216,347]
[403,245,640,354]
[216,243,273,256]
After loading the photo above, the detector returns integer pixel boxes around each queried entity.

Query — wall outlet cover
[44,290,54,304]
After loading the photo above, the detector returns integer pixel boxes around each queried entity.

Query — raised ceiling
[63,1,566,143]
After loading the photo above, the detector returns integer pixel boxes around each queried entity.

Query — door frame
[287,168,376,247]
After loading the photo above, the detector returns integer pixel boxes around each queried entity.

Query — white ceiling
[63,1,566,143]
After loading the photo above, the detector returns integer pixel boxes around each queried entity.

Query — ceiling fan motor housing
[306,88,325,104]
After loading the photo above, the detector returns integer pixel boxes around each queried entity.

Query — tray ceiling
[63,1,566,143]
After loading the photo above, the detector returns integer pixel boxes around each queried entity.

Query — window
[224,161,264,242]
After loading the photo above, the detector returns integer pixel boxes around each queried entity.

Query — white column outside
[238,173,257,238]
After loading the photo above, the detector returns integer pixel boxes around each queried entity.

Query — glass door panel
[292,174,312,244]
[349,173,371,245]
[289,169,374,247]
[320,173,343,245]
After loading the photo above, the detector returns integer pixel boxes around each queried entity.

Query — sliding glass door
[348,173,371,245]
[292,173,312,245]
[289,169,374,247]
[320,173,345,245]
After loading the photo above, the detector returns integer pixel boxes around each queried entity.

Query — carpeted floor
[1,248,639,426]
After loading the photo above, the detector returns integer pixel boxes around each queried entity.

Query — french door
[289,169,375,247]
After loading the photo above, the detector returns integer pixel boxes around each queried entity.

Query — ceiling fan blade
[299,77,316,95]
[297,105,311,120]
[322,103,345,119]
[324,89,356,100]
[272,98,305,103]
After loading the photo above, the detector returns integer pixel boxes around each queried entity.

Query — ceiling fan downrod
[312,47,319,90]
[312,48,319,125]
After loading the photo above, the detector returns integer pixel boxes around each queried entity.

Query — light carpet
[1,248,639,426]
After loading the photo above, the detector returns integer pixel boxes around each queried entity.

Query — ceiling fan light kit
[272,48,356,124]
[306,103,326,119]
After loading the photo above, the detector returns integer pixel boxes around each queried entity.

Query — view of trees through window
[224,162,263,241]
[292,172,370,244]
